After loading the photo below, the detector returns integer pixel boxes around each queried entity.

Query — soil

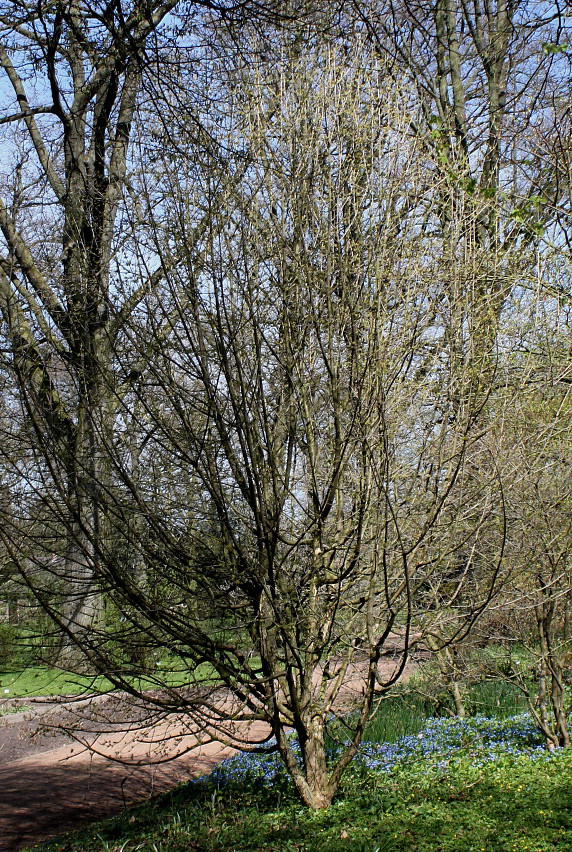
[0,656,417,852]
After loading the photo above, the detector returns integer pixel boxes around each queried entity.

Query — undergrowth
[25,707,572,852]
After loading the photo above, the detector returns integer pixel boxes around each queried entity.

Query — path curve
[0,657,417,851]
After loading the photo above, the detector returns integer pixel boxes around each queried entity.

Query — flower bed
[192,713,550,792]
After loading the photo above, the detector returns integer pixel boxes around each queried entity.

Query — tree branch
[0,45,66,202]
[0,194,69,338]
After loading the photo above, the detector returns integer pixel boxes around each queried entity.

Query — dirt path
[0,710,269,852]
[0,658,417,852]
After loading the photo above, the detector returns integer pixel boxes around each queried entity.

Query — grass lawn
[0,663,212,699]
[0,666,113,698]
[23,710,572,852]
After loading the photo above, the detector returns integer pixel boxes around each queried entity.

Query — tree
[2,36,502,808]
[491,345,572,749]
[0,0,310,663]
[353,0,571,370]
[345,1,572,710]
[2,1,559,809]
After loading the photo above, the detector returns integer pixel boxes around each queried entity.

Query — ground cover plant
[26,696,572,852]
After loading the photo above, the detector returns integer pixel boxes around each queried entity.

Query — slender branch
[0,45,66,201]
[0,105,53,125]
[0,194,69,338]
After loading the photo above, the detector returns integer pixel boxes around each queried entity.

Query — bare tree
[10,38,503,808]
[1,2,549,808]
[352,0,571,372]
[494,369,572,749]
[0,0,313,663]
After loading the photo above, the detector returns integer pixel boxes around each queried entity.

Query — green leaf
[542,42,568,55]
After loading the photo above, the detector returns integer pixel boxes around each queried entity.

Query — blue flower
[188,712,553,791]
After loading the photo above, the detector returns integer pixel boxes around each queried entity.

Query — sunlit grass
[0,667,112,698]
[0,662,211,698]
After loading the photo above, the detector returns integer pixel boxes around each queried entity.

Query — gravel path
[0,657,416,852]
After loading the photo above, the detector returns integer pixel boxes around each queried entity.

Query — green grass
[361,695,435,744]
[23,716,572,852]
[0,667,113,698]
[330,681,527,750]
[0,662,213,698]
[467,680,527,718]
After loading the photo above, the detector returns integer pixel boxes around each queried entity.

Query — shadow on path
[0,740,232,851]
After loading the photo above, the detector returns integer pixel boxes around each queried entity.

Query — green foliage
[466,680,526,718]
[0,623,24,668]
[361,694,435,743]
[0,622,56,669]
[542,41,568,55]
